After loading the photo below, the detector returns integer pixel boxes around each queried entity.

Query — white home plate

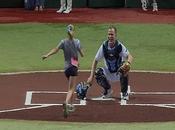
[90,96,115,101]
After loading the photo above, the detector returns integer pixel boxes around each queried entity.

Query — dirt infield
[0,8,175,122]
[0,8,175,24]
[0,71,175,122]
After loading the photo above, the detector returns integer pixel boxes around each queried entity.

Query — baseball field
[0,8,175,130]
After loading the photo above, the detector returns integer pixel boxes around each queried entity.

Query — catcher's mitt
[75,81,91,100]
[118,61,131,75]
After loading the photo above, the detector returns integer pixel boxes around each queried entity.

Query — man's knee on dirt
[95,68,111,95]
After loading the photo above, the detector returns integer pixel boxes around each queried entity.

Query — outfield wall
[0,0,174,8]
[0,0,23,8]
[88,0,124,8]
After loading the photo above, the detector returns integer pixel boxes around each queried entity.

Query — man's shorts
[64,65,78,79]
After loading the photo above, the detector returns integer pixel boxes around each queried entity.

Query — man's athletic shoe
[63,8,72,14]
[152,2,158,12]
[142,7,148,11]
[91,89,115,101]
[56,6,66,13]
[104,89,113,98]
[121,92,129,100]
[141,2,147,11]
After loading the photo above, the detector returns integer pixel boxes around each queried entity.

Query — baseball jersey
[57,38,82,70]
[95,40,129,71]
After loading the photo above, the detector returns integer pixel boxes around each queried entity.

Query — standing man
[35,0,45,11]
[141,0,158,12]
[42,24,84,118]
[87,26,133,101]
[56,0,72,14]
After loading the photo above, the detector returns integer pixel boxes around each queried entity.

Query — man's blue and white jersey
[95,40,129,73]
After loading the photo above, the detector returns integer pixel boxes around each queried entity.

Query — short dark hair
[108,25,117,33]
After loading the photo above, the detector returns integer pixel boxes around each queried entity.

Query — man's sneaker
[152,7,158,12]
[120,93,129,105]
[152,3,158,12]
[63,8,72,14]
[153,8,158,12]
[68,104,75,112]
[121,92,129,100]
[35,6,39,11]
[56,6,66,13]
[142,7,148,11]
[141,1,147,11]
[104,89,113,98]
[90,89,114,101]
[62,103,69,118]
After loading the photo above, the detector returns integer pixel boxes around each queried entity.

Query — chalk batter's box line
[125,91,175,108]
[25,91,86,106]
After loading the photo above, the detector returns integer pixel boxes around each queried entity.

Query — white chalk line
[25,91,87,106]
[25,91,69,106]
[0,69,175,75]
[2,84,175,113]
[123,91,175,109]
[25,91,70,105]
[0,90,87,113]
[130,92,175,95]
[125,103,175,109]
[0,105,52,113]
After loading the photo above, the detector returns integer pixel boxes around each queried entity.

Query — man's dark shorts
[64,65,78,79]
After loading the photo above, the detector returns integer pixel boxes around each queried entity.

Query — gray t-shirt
[57,38,82,70]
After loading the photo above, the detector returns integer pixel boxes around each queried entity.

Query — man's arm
[87,44,103,85]
[87,59,98,85]
[127,53,133,64]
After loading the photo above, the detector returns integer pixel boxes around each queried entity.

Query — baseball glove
[76,81,91,100]
[118,61,131,75]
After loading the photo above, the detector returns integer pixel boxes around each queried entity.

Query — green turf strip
[0,23,175,72]
[0,119,175,130]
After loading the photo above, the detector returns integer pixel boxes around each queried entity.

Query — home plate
[90,96,115,101]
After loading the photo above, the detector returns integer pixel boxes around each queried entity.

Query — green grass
[0,120,175,130]
[0,23,175,72]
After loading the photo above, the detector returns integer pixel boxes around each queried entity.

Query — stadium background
[0,0,175,8]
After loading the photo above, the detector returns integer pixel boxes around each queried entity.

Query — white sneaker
[121,92,129,100]
[141,0,148,11]
[153,7,158,12]
[105,89,113,98]
[120,99,127,105]
[56,6,66,13]
[63,8,72,14]
[120,92,128,105]
[90,89,114,101]
[152,2,158,12]
[142,7,148,11]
